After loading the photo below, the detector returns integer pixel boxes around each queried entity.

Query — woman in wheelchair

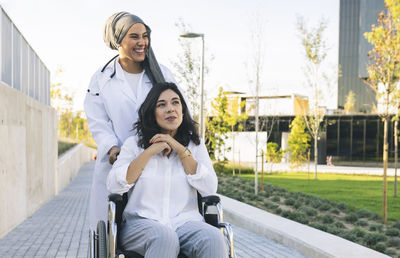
[107,82,228,258]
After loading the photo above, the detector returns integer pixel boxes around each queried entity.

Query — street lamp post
[179,32,205,140]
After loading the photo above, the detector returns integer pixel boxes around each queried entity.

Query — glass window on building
[35,56,39,101]
[1,12,12,86]
[12,25,21,91]
[326,118,338,156]
[21,37,29,95]
[365,119,379,159]
[352,119,365,159]
[29,48,35,99]
[339,119,351,158]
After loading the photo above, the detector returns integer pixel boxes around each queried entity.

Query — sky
[0,0,339,111]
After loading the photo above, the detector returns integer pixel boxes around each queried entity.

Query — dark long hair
[134,82,200,149]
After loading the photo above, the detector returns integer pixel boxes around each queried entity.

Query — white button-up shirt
[107,136,218,230]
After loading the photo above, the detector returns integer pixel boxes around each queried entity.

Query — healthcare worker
[84,11,180,231]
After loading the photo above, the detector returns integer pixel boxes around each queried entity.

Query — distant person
[327,155,334,166]
[84,11,183,231]
[107,83,227,257]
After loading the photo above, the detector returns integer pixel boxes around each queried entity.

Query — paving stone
[0,161,306,258]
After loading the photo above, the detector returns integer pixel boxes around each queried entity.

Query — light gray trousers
[120,216,228,258]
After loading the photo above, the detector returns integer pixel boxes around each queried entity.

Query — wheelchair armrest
[108,193,123,204]
[201,195,223,228]
[201,195,221,206]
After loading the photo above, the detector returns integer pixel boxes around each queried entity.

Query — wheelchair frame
[90,193,235,258]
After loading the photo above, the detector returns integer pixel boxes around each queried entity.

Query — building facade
[0,6,50,105]
[338,0,385,112]
[240,114,396,164]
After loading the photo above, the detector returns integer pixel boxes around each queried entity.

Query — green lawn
[240,172,400,220]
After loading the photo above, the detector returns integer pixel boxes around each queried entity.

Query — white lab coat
[84,59,179,230]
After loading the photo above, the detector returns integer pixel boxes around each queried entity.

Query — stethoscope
[101,54,119,78]
[87,54,119,96]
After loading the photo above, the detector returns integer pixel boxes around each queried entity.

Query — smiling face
[155,89,183,136]
[118,23,149,64]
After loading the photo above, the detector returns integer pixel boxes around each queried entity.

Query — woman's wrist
[179,148,192,161]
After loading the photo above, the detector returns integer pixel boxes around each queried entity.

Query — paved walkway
[0,161,305,258]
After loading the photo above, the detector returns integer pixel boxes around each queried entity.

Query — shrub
[393,221,400,230]
[385,249,397,256]
[364,233,387,247]
[351,228,367,238]
[388,237,400,247]
[275,186,287,193]
[369,223,384,232]
[344,213,358,223]
[337,202,347,211]
[356,209,372,219]
[288,212,299,221]
[244,185,254,193]
[299,207,318,217]
[293,213,309,225]
[261,191,271,198]
[374,243,386,253]
[281,210,291,218]
[340,231,357,242]
[326,225,343,235]
[355,220,369,227]
[310,222,328,232]
[294,201,302,209]
[263,200,275,209]
[284,198,295,206]
[330,208,340,215]
[371,213,380,221]
[303,198,311,205]
[334,221,346,229]
[270,203,279,209]
[275,207,282,214]
[244,192,253,199]
[311,200,321,209]
[321,214,334,224]
[255,195,263,202]
[271,196,280,202]
[318,203,331,212]
[386,228,400,237]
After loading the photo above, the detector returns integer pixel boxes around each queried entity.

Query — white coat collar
[98,58,152,103]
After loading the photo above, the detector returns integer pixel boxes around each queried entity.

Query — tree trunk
[383,116,389,224]
[395,119,398,197]
[314,135,318,180]
[232,128,235,176]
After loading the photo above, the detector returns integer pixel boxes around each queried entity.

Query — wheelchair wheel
[96,221,107,258]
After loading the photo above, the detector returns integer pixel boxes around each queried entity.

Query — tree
[364,0,400,223]
[51,68,93,143]
[266,142,283,172]
[247,12,267,194]
[386,0,400,200]
[287,115,311,169]
[225,95,248,175]
[172,19,212,121]
[206,87,230,162]
[297,16,332,180]
[344,90,356,114]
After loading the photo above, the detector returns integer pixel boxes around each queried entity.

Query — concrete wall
[0,80,96,237]
[224,132,268,163]
[57,144,96,194]
[0,81,57,238]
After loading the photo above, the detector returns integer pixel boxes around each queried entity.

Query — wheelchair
[90,192,235,258]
